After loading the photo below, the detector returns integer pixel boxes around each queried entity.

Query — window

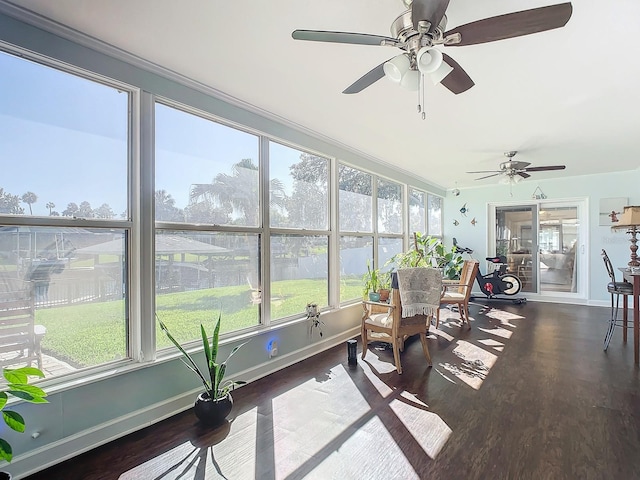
[339,235,373,303]
[154,102,262,345]
[428,194,443,237]
[339,165,372,233]
[0,50,130,380]
[269,142,329,230]
[409,188,426,234]
[377,179,403,234]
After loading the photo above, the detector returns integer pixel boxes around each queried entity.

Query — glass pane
[339,165,372,232]
[0,51,129,218]
[496,205,537,293]
[409,189,426,234]
[155,103,260,226]
[0,226,127,378]
[377,179,403,234]
[539,207,578,293]
[379,237,403,271]
[269,142,329,230]
[270,235,328,321]
[154,231,259,348]
[339,235,373,303]
[427,194,442,237]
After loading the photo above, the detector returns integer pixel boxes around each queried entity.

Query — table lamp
[612,205,640,267]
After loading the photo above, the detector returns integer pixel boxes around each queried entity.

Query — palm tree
[46,202,55,216]
[21,191,38,215]
[190,158,286,226]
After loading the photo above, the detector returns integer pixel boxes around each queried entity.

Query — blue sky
[1,50,303,218]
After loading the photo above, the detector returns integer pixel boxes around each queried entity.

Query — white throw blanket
[396,267,442,318]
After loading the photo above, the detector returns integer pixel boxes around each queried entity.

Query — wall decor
[531,186,547,199]
[471,218,477,226]
[599,197,628,226]
[459,203,468,216]
[453,219,459,226]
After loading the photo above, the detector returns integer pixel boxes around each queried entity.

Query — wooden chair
[437,259,479,329]
[0,289,46,370]
[361,268,442,374]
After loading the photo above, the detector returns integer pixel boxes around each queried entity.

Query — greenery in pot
[388,232,463,279]
[362,260,380,299]
[157,314,248,402]
[0,366,48,463]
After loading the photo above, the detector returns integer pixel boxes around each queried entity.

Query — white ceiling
[5,0,640,190]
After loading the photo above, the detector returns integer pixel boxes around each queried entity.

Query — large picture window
[0,50,130,380]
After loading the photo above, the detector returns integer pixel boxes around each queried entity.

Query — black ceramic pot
[0,471,12,480]
[194,392,233,426]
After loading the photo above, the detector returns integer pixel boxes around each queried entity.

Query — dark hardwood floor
[25,301,640,479]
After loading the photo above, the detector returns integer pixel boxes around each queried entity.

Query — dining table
[620,268,640,365]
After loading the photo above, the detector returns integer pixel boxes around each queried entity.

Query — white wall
[442,170,640,304]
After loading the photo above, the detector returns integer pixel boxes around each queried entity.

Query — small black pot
[194,392,233,426]
[0,471,12,480]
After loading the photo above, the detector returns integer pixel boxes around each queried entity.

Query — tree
[155,190,185,222]
[94,203,114,219]
[46,202,55,216]
[287,153,328,230]
[21,191,38,215]
[0,188,24,215]
[62,203,79,217]
[189,158,285,226]
[78,201,94,218]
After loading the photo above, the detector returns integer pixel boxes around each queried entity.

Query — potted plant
[0,366,48,478]
[362,260,380,301]
[377,270,392,302]
[158,314,248,426]
[388,232,463,279]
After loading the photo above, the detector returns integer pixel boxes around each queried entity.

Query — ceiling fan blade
[292,30,398,46]
[440,53,474,94]
[412,0,450,34]
[524,165,566,172]
[342,61,387,94]
[518,172,531,179]
[474,173,501,180]
[466,170,500,174]
[444,3,573,47]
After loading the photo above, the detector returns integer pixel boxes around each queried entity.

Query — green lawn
[35,278,363,367]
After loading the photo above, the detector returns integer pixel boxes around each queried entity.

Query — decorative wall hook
[531,186,547,200]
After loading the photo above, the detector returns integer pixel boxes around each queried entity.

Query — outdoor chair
[0,288,46,370]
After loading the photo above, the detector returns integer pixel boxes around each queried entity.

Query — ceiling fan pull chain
[419,73,426,120]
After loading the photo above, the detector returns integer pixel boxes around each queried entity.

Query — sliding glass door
[491,200,586,298]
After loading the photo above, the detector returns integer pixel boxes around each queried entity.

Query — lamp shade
[430,61,454,85]
[400,69,420,91]
[383,54,410,83]
[416,47,443,74]
[612,206,640,228]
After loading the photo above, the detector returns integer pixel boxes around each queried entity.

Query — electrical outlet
[269,341,278,358]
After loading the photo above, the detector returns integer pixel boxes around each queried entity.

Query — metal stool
[601,249,634,350]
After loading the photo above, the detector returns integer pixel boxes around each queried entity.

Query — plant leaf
[0,438,12,462]
[211,313,221,364]
[3,367,44,385]
[157,316,210,393]
[0,392,7,410]
[2,410,25,433]
[7,384,48,400]
[201,324,211,367]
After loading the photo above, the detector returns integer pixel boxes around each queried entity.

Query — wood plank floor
[25,301,640,479]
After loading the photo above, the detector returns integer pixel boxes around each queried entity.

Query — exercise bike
[453,238,527,304]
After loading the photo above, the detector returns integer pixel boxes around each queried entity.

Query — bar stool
[601,249,634,350]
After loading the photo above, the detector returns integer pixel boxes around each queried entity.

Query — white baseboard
[9,326,360,479]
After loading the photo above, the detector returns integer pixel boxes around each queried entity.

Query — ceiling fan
[467,151,566,183]
[291,0,573,98]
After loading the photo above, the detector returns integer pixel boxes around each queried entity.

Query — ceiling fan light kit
[292,0,573,114]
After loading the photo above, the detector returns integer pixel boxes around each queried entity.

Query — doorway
[490,200,586,298]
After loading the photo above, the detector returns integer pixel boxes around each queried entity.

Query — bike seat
[486,256,507,264]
